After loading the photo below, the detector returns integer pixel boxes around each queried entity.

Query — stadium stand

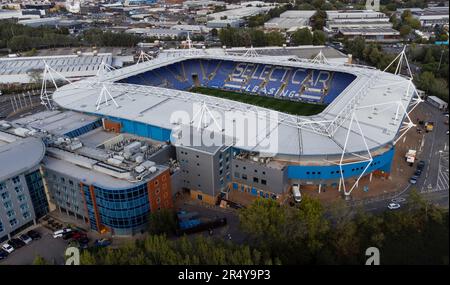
[118,59,356,105]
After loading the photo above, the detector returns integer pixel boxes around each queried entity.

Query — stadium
[50,47,420,203]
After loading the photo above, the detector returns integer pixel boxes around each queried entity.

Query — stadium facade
[50,48,419,205]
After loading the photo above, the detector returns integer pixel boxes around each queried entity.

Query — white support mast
[40,61,73,110]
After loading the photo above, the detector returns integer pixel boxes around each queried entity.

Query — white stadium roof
[52,50,417,157]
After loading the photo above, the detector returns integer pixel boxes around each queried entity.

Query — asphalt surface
[0,226,68,265]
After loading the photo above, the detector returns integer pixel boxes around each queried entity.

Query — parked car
[388,203,401,210]
[0,249,8,260]
[414,169,422,176]
[417,160,425,170]
[409,176,418,184]
[1,243,14,254]
[94,238,111,248]
[27,230,41,240]
[19,234,32,244]
[62,231,75,240]
[53,228,72,238]
[9,238,25,249]
[70,231,87,241]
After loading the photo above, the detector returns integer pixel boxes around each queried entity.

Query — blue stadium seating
[117,59,357,106]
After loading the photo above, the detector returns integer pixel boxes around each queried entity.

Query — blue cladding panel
[104,116,171,142]
[287,147,395,180]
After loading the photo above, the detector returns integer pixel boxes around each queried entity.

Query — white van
[292,184,302,203]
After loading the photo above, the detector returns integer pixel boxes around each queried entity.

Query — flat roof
[53,51,415,157]
[12,110,100,137]
[0,134,45,181]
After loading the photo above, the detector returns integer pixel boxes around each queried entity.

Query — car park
[0,249,8,260]
[19,234,33,244]
[27,230,41,240]
[388,203,401,210]
[53,228,73,238]
[1,243,14,254]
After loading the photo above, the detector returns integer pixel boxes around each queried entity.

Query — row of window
[234,172,267,185]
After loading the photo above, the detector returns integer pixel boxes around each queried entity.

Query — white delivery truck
[405,149,417,166]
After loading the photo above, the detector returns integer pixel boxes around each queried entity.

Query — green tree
[148,209,177,235]
[399,25,412,37]
[266,31,285,46]
[32,255,50,265]
[312,30,327,45]
[291,28,313,45]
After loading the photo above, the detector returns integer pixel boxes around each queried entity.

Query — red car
[70,231,87,241]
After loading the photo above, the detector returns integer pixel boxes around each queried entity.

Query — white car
[1,243,14,254]
[19,234,32,244]
[53,228,72,239]
[388,203,401,210]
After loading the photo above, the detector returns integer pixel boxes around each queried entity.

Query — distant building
[411,7,449,28]
[338,27,400,43]
[0,131,48,243]
[325,10,392,33]
[125,28,187,39]
[207,18,245,28]
[264,10,316,31]
[0,53,113,84]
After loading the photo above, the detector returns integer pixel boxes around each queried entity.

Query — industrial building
[337,27,401,43]
[264,10,316,32]
[324,10,399,42]
[0,53,114,84]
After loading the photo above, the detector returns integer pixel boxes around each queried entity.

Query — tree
[210,28,218,37]
[33,255,50,265]
[148,209,177,235]
[266,31,285,46]
[291,28,313,45]
[399,25,412,38]
[312,30,327,45]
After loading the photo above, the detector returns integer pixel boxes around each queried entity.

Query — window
[242,174,247,180]
[6,210,15,218]
[261,179,267,185]
[0,182,5,191]
[9,218,18,227]
[23,212,31,219]
[3,200,12,209]
[12,176,20,184]
[234,172,240,178]
[1,191,10,201]
[15,185,23,194]
[253,177,259,183]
